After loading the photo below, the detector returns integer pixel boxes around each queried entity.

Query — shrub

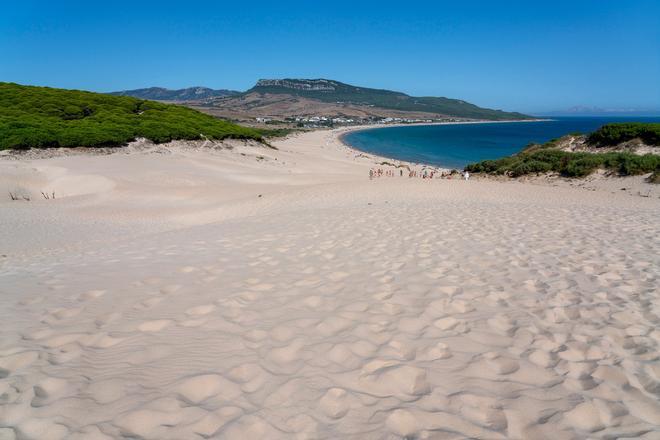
[0,82,264,150]
[466,150,659,179]
[562,155,603,177]
[587,123,660,147]
[466,122,660,179]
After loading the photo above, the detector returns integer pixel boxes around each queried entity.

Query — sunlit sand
[1,129,659,439]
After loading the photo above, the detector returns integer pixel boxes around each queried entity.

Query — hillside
[161,78,534,124]
[109,86,239,101]
[465,123,660,179]
[240,79,532,121]
[0,82,263,150]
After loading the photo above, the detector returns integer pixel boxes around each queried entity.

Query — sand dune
[1,129,659,439]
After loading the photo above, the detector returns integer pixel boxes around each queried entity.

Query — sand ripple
[1,185,659,439]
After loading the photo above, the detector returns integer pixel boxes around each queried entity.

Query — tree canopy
[0,82,263,150]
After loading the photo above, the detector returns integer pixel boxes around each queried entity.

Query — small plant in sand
[8,191,30,201]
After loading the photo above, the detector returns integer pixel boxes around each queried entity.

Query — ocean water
[342,117,660,169]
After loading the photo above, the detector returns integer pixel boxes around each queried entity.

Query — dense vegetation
[248,79,532,121]
[466,123,660,178]
[465,149,659,178]
[0,82,264,150]
[586,122,660,146]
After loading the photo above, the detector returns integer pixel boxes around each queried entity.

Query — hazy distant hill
[239,79,531,120]
[542,106,660,117]
[109,87,239,101]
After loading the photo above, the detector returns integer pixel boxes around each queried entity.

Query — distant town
[255,115,467,128]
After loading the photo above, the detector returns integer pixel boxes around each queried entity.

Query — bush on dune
[587,122,660,147]
[465,122,660,178]
[465,150,660,178]
[0,82,264,150]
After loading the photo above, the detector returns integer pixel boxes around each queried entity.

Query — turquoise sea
[342,117,660,169]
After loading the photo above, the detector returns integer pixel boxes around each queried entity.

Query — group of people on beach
[369,167,470,181]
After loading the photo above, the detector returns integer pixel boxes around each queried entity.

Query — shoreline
[336,118,550,170]
[327,123,660,198]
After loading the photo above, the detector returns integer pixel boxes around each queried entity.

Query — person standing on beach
[369,169,373,180]
[464,171,470,181]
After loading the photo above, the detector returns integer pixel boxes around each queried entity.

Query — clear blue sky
[2,0,659,113]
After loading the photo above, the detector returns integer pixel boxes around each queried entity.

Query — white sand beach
[1,129,659,439]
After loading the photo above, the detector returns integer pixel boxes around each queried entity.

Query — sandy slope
[1,129,659,439]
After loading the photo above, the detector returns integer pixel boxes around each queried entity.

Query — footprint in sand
[563,361,599,391]
[303,295,323,308]
[386,409,420,438]
[77,289,106,302]
[14,418,70,440]
[178,318,209,328]
[185,304,216,316]
[528,349,559,368]
[178,407,243,438]
[382,302,403,315]
[31,377,74,407]
[249,283,275,292]
[483,352,520,375]
[384,339,417,360]
[270,325,297,342]
[372,291,393,301]
[43,306,83,323]
[359,360,431,397]
[112,408,183,439]
[18,295,45,306]
[327,271,350,281]
[558,341,605,362]
[563,400,609,433]
[397,317,427,335]
[424,342,453,360]
[448,299,475,313]
[174,374,241,404]
[433,316,461,331]
[67,425,114,440]
[138,319,172,332]
[451,393,508,431]
[221,415,282,439]
[84,332,127,349]
[22,327,54,341]
[0,350,39,378]
[316,317,353,336]
[122,345,173,365]
[41,333,85,348]
[133,297,163,310]
[159,284,182,295]
[178,265,199,273]
[85,379,129,404]
[226,363,270,393]
[267,339,306,366]
[47,343,83,365]
[487,314,518,336]
[95,312,121,328]
[326,343,360,367]
[318,388,351,418]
